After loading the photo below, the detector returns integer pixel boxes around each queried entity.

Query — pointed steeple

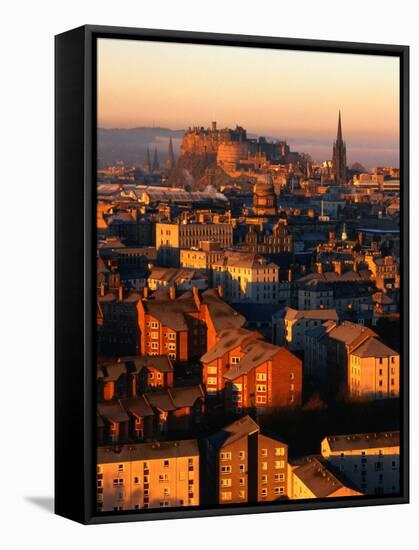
[165,137,175,171]
[332,110,347,186]
[152,147,160,172]
[337,109,343,142]
[145,147,152,173]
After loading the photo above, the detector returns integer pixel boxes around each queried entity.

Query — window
[220,479,232,487]
[239,477,245,486]
[239,450,246,460]
[261,462,268,471]
[231,356,240,364]
[220,452,232,461]
[239,464,245,472]
[163,460,169,468]
[256,396,267,404]
[290,383,294,391]
[256,384,267,393]
[134,477,139,484]
[151,332,159,339]
[163,488,170,497]
[151,322,159,329]
[275,473,285,482]
[208,366,217,374]
[113,478,124,487]
[151,342,158,350]
[289,372,294,380]
[118,464,124,472]
[274,486,285,495]
[160,501,170,507]
[168,332,176,340]
[256,373,267,381]
[159,473,170,482]
[261,488,267,497]
[261,448,268,457]
[261,475,268,484]
[168,343,176,350]
[220,465,232,474]
[207,377,217,385]
[275,461,285,469]
[275,447,285,456]
[221,492,232,501]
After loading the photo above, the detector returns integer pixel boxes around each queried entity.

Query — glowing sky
[97,38,400,167]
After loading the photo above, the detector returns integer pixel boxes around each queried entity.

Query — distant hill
[97,127,185,167]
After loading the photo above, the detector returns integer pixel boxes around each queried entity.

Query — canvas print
[95,38,402,514]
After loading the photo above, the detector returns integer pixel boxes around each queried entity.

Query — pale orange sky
[97,38,400,166]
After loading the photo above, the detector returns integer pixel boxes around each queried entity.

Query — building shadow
[25,496,54,513]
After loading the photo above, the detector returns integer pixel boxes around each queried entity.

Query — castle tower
[332,110,348,185]
[165,137,175,171]
[152,147,160,172]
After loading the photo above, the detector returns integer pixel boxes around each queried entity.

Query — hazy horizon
[98,39,400,168]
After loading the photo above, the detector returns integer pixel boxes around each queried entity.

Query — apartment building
[137,288,245,362]
[321,432,400,495]
[156,222,233,266]
[205,416,288,505]
[349,338,399,399]
[201,327,302,410]
[273,306,339,349]
[212,251,281,304]
[97,440,200,512]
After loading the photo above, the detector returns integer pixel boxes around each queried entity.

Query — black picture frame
[55,25,409,525]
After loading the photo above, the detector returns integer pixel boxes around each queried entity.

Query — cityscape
[96,41,401,514]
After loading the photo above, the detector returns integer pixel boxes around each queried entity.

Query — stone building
[253,174,278,217]
[156,221,233,266]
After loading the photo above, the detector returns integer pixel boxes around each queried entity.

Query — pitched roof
[169,385,204,408]
[201,288,246,333]
[352,337,398,358]
[221,415,260,448]
[201,327,262,363]
[224,341,297,381]
[145,391,176,412]
[97,439,199,464]
[328,321,376,345]
[97,401,129,423]
[284,307,339,322]
[121,396,154,418]
[292,456,356,498]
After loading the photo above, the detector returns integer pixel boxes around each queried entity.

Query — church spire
[337,109,343,142]
[145,146,152,173]
[332,110,347,185]
[165,137,175,171]
[152,146,160,172]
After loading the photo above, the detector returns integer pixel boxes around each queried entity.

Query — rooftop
[323,431,400,452]
[352,337,398,358]
[292,456,357,498]
[97,439,199,464]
